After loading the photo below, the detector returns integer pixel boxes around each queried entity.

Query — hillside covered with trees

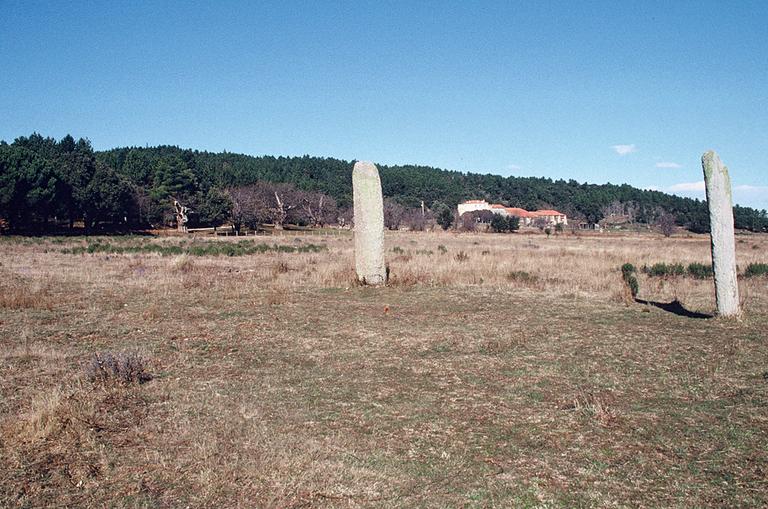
[2,133,767,233]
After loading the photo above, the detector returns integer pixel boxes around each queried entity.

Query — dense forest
[1,133,767,233]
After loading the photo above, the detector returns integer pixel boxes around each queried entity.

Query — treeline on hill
[1,133,767,233]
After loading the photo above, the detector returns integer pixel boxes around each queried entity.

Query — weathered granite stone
[353,161,386,285]
[702,151,741,317]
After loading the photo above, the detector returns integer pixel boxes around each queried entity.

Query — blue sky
[2,1,767,209]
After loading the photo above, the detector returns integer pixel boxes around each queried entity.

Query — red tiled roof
[531,209,565,216]
[505,207,532,217]
[490,204,506,209]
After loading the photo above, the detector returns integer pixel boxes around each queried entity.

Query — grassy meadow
[1,230,767,508]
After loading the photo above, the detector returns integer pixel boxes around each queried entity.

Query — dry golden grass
[0,230,767,507]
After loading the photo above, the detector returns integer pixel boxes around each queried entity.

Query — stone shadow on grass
[635,298,714,319]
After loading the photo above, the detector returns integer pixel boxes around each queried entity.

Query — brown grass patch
[265,287,289,306]
[0,231,767,507]
[0,282,55,310]
[561,391,620,427]
[2,341,66,363]
[172,254,194,273]
[2,382,153,505]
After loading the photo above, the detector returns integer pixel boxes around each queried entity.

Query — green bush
[687,262,713,279]
[490,214,508,233]
[490,215,521,233]
[744,263,768,278]
[645,262,684,277]
[620,263,639,298]
[626,276,639,297]
[436,208,454,230]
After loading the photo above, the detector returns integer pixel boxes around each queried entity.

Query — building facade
[457,200,567,226]
[457,200,492,216]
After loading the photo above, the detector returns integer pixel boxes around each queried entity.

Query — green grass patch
[61,240,327,257]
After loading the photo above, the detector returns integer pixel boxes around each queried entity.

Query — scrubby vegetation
[506,270,539,285]
[621,263,640,298]
[687,262,715,279]
[490,214,520,233]
[744,262,768,278]
[636,261,766,279]
[60,239,327,257]
[644,262,686,277]
[85,351,151,385]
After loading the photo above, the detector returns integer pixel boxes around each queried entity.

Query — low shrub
[744,263,768,278]
[644,262,684,277]
[687,262,713,279]
[506,271,538,284]
[85,351,152,385]
[621,263,636,280]
[620,263,639,298]
[454,251,469,262]
[638,261,768,280]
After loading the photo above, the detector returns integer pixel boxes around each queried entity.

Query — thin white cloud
[653,181,768,208]
[734,184,768,193]
[668,181,705,193]
[506,164,522,172]
[611,144,637,156]
[655,161,682,169]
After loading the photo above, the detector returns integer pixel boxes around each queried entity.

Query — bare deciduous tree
[299,190,338,227]
[228,182,338,232]
[271,184,300,229]
[226,185,272,232]
[404,207,430,231]
[658,212,676,237]
[383,198,407,230]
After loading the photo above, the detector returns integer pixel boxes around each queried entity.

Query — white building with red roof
[529,209,568,226]
[457,200,567,226]
[457,200,491,216]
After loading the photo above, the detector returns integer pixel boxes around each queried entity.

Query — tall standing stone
[353,161,386,285]
[702,150,741,317]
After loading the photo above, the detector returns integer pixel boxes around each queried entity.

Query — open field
[1,230,767,508]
